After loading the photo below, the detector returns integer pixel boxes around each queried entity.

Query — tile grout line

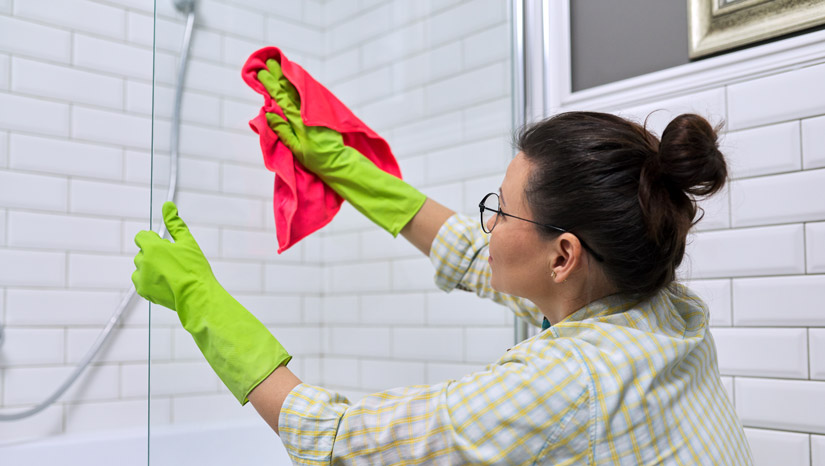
[799,119,805,170]
[804,222,808,274]
[808,328,812,381]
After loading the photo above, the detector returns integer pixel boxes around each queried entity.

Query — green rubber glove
[131,201,291,405]
[258,59,426,236]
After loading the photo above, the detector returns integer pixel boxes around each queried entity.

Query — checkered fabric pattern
[278,213,753,465]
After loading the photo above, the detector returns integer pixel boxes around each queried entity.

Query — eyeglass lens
[481,193,499,233]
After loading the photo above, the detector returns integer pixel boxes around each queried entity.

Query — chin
[492,278,527,300]
[489,276,509,295]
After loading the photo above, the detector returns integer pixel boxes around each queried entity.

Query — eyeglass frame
[478,192,605,263]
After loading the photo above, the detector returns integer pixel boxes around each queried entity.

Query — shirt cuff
[278,383,349,466]
[428,212,488,293]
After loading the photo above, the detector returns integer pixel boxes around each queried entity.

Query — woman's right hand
[256,58,428,238]
[257,59,349,175]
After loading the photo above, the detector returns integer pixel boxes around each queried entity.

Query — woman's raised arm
[400,198,455,256]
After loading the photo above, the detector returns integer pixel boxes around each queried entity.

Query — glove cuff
[317,146,427,236]
[178,285,292,405]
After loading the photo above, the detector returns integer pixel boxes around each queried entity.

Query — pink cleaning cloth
[242,47,403,254]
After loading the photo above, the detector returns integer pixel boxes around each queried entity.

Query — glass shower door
[147,0,297,463]
[0,1,157,464]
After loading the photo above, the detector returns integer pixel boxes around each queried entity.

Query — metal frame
[511,0,547,344]
[689,0,825,59]
[510,0,529,345]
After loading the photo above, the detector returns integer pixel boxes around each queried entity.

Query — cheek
[488,230,536,288]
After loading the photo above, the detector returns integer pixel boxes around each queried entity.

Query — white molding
[541,0,569,114]
[511,0,525,132]
[524,0,547,123]
[544,0,825,113]
[543,0,570,115]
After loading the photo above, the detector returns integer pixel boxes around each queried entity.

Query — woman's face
[487,152,555,299]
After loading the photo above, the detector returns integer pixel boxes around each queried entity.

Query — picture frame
[688,0,825,58]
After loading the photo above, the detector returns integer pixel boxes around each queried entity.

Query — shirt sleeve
[428,212,545,327]
[277,345,589,465]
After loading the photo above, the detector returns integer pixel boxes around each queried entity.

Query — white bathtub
[0,420,293,465]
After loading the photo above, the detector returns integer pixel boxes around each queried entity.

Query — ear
[550,233,584,283]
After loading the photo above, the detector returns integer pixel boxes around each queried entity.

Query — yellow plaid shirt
[278,213,753,465]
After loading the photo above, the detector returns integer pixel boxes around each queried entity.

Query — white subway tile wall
[808,221,825,273]
[0,0,329,442]
[728,61,825,130]
[731,169,825,227]
[814,436,825,466]
[810,329,825,381]
[618,87,727,137]
[685,278,732,326]
[736,378,825,434]
[722,121,801,179]
[1,0,823,462]
[0,208,6,245]
[0,131,8,167]
[712,328,809,379]
[802,115,825,169]
[744,428,811,466]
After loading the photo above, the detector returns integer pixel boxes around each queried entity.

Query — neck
[533,279,616,326]
[532,295,586,326]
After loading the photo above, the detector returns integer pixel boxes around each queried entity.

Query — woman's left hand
[131,201,218,311]
[131,201,294,406]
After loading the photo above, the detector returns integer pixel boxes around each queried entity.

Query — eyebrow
[498,187,505,207]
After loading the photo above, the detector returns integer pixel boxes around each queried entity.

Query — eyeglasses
[478,192,605,262]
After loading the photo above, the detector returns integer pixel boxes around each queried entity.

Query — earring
[551,270,557,279]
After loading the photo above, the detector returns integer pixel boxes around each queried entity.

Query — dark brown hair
[517,111,727,297]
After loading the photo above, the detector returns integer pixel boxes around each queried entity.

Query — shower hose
[0,1,197,421]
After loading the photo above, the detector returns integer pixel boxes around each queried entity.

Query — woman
[132,62,753,465]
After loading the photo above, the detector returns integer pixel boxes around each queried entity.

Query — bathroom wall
[0,0,327,443]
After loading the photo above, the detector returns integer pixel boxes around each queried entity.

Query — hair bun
[638,113,728,249]
[655,113,727,197]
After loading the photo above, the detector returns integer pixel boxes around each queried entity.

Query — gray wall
[570,0,689,91]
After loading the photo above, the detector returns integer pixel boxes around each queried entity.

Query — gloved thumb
[162,201,193,243]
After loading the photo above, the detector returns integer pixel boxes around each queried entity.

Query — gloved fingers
[265,59,301,110]
[257,66,282,101]
[133,250,144,269]
[131,268,152,302]
[162,201,195,244]
[258,68,303,130]
[134,229,161,249]
[258,62,303,129]
[130,269,141,291]
[266,112,302,154]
